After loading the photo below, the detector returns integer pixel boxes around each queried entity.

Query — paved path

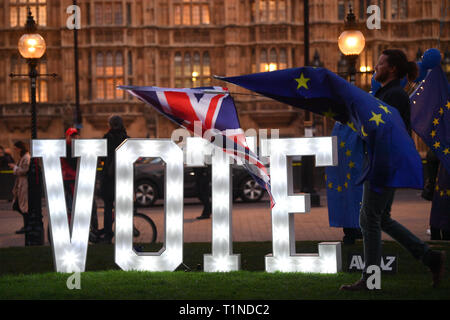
[0,189,432,248]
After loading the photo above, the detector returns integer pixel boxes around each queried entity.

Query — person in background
[340,49,445,290]
[429,163,450,241]
[99,115,129,243]
[0,145,15,170]
[61,128,79,222]
[195,165,212,220]
[8,141,30,234]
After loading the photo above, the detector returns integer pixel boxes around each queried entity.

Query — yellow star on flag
[439,108,444,115]
[369,112,385,126]
[349,161,355,169]
[433,141,440,149]
[328,182,333,189]
[440,191,444,197]
[295,73,310,90]
[347,122,357,132]
[446,101,450,109]
[323,108,337,119]
[346,173,351,180]
[446,190,450,196]
[345,149,352,157]
[340,141,346,148]
[443,148,449,155]
[344,182,348,189]
[433,118,439,126]
[430,130,436,138]
[361,126,368,137]
[337,186,343,192]
[378,104,391,114]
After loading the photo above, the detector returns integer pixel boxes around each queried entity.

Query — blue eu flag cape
[410,65,450,174]
[325,122,364,228]
[217,67,423,190]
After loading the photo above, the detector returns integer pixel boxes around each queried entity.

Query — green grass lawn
[0,241,449,300]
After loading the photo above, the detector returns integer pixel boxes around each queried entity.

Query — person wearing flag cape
[217,49,446,290]
[339,49,445,290]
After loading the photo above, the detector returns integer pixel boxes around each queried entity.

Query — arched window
[260,49,268,72]
[269,0,276,21]
[173,0,210,25]
[257,0,288,22]
[10,54,48,103]
[10,0,47,27]
[269,48,277,71]
[174,50,211,87]
[202,52,211,85]
[193,52,201,84]
[115,52,124,76]
[115,52,124,99]
[96,53,104,76]
[260,0,267,22]
[184,53,191,86]
[279,0,286,20]
[105,52,114,76]
[174,52,182,77]
[260,48,288,72]
[96,51,125,100]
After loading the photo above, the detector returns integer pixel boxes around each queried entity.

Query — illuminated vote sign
[31,137,341,274]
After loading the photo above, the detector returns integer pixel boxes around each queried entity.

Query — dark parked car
[133,157,265,207]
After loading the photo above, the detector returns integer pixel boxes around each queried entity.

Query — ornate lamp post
[73,0,82,130]
[338,4,365,84]
[11,9,55,245]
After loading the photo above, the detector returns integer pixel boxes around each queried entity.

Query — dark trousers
[103,192,114,238]
[359,181,430,278]
[194,167,212,217]
[431,227,450,240]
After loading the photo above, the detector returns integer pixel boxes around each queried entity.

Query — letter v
[32,139,107,272]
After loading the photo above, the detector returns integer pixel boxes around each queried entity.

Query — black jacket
[102,128,129,182]
[374,79,411,135]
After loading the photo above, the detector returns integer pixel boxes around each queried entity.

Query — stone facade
[0,0,448,157]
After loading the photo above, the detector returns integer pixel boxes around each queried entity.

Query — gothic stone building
[0,0,449,157]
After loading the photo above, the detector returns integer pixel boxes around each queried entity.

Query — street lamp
[11,9,54,245]
[338,4,365,84]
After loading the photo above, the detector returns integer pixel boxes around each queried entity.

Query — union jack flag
[118,85,274,206]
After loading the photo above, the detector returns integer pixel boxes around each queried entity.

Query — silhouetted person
[195,165,212,220]
[99,115,129,243]
[9,141,30,234]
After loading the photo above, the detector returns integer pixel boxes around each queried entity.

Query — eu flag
[325,122,364,228]
[410,65,450,173]
[217,67,423,190]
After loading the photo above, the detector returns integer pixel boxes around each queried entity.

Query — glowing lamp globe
[338,30,365,56]
[18,33,46,59]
